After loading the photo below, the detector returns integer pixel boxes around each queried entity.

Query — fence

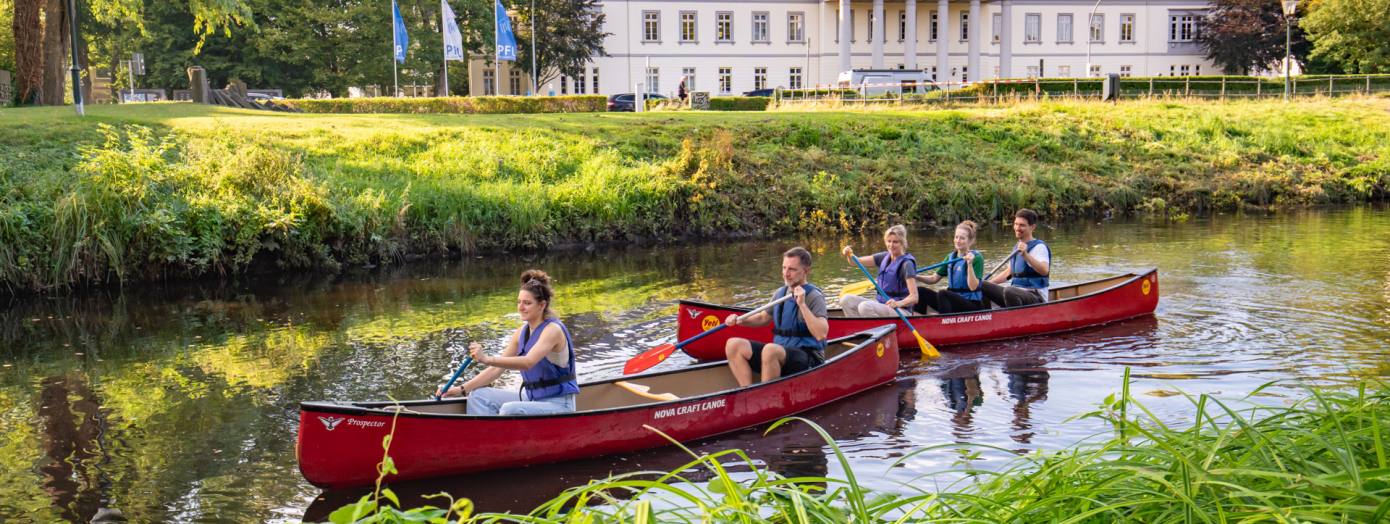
[774,74,1390,107]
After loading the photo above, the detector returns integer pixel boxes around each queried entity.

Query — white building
[470,0,1220,97]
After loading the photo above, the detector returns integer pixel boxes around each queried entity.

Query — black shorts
[747,341,824,376]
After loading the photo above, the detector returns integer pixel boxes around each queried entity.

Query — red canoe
[297,325,899,488]
[675,269,1159,360]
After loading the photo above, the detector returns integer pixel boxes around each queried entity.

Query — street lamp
[1282,0,1298,101]
[1084,0,1103,78]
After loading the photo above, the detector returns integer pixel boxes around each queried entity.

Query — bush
[709,96,771,111]
[280,95,607,114]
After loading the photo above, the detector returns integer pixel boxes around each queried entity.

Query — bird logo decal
[319,416,345,431]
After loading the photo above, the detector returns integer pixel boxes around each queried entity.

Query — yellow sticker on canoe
[876,343,885,358]
[1142,279,1152,295]
[702,315,720,331]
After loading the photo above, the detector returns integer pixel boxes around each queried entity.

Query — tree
[512,0,608,92]
[12,0,41,103]
[1301,0,1390,73]
[1197,0,1309,75]
[0,0,14,73]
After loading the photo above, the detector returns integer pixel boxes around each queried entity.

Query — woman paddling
[437,270,578,416]
[915,220,988,315]
[840,224,920,317]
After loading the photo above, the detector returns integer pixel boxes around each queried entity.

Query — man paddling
[723,247,830,386]
[981,208,1052,307]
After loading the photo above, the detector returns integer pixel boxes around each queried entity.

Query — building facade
[470,0,1220,97]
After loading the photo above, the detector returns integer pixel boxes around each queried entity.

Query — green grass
[1,98,1388,291]
[324,373,1390,523]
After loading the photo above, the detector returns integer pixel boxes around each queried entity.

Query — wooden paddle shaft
[737,291,797,320]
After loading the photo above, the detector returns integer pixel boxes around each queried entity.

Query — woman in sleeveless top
[840,224,920,317]
[436,270,579,416]
[915,221,989,315]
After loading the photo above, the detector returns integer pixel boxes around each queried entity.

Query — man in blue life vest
[723,247,830,386]
[982,208,1052,307]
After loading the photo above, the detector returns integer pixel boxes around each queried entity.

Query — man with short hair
[724,247,830,386]
[982,209,1052,308]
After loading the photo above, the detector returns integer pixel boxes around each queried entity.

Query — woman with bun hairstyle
[437,270,579,416]
[914,221,989,315]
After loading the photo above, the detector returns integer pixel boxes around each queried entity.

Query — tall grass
[322,373,1390,523]
[0,98,1387,291]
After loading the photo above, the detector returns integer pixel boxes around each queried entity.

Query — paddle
[838,257,954,299]
[846,255,941,360]
[985,249,1020,280]
[623,293,796,375]
[434,356,475,401]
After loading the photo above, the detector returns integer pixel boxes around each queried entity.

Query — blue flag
[495,0,517,62]
[393,0,409,63]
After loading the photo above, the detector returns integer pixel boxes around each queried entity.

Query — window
[754,67,767,90]
[1119,65,1132,77]
[682,67,696,92]
[680,11,697,42]
[1057,14,1074,43]
[868,10,875,42]
[1058,65,1072,77]
[718,67,732,94]
[643,11,660,42]
[788,12,805,42]
[591,67,599,94]
[1169,65,1177,76]
[992,13,1002,43]
[509,69,522,95]
[960,12,969,41]
[1090,14,1104,43]
[752,12,770,42]
[1120,14,1135,42]
[962,66,969,81]
[716,12,733,42]
[929,11,938,41]
[1180,64,1190,76]
[929,66,938,81]
[574,69,586,94]
[1090,64,1101,76]
[1194,64,1201,76]
[560,76,568,95]
[483,69,495,95]
[790,67,803,90]
[1025,13,1041,43]
[1169,14,1198,42]
[646,67,660,94]
[1026,65,1040,78]
[899,10,907,41]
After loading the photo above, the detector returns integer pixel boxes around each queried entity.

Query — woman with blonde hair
[915,221,988,315]
[840,224,920,317]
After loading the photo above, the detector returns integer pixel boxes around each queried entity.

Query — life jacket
[771,284,827,359]
[1010,239,1050,289]
[876,253,917,303]
[518,318,579,401]
[946,250,983,302]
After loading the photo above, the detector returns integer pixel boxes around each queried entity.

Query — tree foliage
[1302,0,1390,73]
[512,0,609,91]
[1197,0,1310,75]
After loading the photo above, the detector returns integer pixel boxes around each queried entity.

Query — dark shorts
[747,341,825,376]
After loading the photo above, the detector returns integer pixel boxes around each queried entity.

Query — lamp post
[1084,0,1103,77]
[67,0,83,115]
[1282,0,1298,101]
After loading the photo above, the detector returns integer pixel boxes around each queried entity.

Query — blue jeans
[466,387,576,416]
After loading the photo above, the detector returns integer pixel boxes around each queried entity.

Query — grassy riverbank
[1,98,1388,291]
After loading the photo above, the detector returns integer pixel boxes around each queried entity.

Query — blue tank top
[518,319,579,401]
[1011,239,1050,289]
[947,251,983,302]
[771,284,827,356]
[876,253,917,303]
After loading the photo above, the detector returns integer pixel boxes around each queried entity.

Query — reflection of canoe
[301,379,913,520]
[676,269,1160,360]
[297,325,899,488]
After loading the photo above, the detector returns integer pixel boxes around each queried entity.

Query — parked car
[836,69,939,95]
[246,92,285,101]
[607,93,667,112]
[742,88,776,97]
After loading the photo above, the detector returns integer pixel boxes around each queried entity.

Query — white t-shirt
[1009,242,1051,302]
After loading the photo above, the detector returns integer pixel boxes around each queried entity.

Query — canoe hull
[676,269,1159,360]
[297,325,899,488]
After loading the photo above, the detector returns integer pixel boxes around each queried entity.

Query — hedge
[956,74,1390,99]
[710,96,771,111]
[280,95,607,114]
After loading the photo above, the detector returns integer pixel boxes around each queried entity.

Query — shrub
[280,95,607,114]
[709,96,771,111]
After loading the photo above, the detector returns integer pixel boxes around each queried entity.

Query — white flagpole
[494,0,501,96]
[392,0,400,97]
[530,0,537,96]
[441,2,449,96]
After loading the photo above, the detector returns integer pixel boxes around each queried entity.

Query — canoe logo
[687,309,702,319]
[875,343,885,358]
[702,315,720,331]
[1142,279,1151,296]
[318,416,345,431]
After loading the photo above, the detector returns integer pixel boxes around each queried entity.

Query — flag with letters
[495,0,517,61]
[393,0,410,63]
[441,0,465,61]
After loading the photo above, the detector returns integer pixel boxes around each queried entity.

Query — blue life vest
[946,250,983,302]
[771,284,827,357]
[518,318,579,401]
[1010,239,1050,289]
[876,252,917,303]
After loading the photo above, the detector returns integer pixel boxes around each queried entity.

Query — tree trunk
[14,0,44,104]
[41,0,70,105]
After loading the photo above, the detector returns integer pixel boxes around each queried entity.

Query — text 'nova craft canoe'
[297,325,899,488]
[676,269,1160,361]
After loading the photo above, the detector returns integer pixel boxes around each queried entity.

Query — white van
[836,69,936,95]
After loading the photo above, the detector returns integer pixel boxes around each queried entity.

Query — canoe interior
[338,331,874,417]
[824,272,1139,317]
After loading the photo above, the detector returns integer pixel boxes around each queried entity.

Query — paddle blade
[914,330,940,360]
[624,343,677,375]
[838,280,874,299]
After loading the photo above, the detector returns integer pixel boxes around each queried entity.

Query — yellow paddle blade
[839,280,875,299]
[914,330,940,360]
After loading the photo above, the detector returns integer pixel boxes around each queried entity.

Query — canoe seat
[614,381,680,402]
